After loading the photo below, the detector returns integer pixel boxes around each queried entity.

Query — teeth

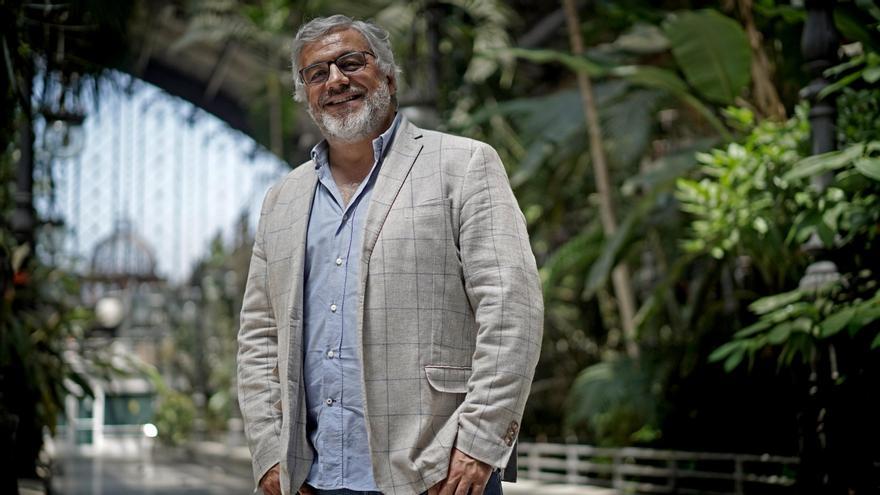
[329,94,360,105]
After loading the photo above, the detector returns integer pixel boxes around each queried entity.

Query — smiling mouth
[325,93,364,107]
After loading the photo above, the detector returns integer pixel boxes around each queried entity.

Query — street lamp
[39,109,86,160]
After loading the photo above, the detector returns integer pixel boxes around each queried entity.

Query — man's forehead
[300,28,370,64]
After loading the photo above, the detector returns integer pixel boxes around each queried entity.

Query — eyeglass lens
[302,52,368,85]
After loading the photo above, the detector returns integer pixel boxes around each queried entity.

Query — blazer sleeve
[454,142,544,469]
[237,186,283,488]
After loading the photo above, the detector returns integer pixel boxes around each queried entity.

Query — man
[237,14,542,495]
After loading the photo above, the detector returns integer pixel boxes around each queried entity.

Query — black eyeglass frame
[299,51,376,85]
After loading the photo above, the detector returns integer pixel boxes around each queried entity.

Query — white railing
[517,443,799,495]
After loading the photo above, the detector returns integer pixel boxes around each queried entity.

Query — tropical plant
[0,158,95,480]
[471,5,760,445]
[701,114,880,371]
[0,0,133,483]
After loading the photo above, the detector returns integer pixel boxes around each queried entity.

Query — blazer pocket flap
[424,365,471,394]
[405,198,452,218]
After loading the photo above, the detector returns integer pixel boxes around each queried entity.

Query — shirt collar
[310,112,402,174]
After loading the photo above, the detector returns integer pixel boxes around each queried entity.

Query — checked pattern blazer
[237,116,543,495]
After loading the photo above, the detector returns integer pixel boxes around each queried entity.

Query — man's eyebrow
[303,49,362,67]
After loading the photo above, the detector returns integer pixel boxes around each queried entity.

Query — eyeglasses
[299,51,375,85]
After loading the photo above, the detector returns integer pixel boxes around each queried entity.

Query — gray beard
[309,80,392,143]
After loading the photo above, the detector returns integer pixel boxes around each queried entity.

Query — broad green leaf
[823,54,866,77]
[872,333,880,350]
[724,347,746,372]
[767,322,793,344]
[784,143,865,181]
[820,307,856,338]
[663,9,752,104]
[864,66,880,84]
[610,65,730,137]
[818,70,865,100]
[505,47,729,137]
[542,223,604,290]
[621,139,718,195]
[503,47,607,77]
[748,290,803,315]
[610,65,689,93]
[709,340,743,363]
[852,301,880,328]
[584,196,654,297]
[854,157,880,181]
[612,23,670,54]
[734,319,772,339]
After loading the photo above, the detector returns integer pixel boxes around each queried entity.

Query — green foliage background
[2,0,880,489]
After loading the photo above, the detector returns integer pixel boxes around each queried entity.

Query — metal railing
[517,443,799,495]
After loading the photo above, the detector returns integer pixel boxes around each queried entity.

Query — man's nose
[325,63,350,89]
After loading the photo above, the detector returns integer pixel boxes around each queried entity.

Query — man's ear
[387,74,397,95]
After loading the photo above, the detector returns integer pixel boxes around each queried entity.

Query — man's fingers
[453,480,471,495]
[437,480,451,495]
[471,478,486,495]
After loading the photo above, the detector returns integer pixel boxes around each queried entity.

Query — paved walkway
[50,444,614,495]
[51,455,254,494]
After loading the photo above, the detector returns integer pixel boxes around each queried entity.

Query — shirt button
[330,303,337,312]
[325,398,333,406]
[327,350,335,358]
[335,257,343,266]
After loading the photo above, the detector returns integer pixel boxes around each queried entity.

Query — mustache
[319,85,365,106]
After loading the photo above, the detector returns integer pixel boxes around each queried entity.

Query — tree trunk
[732,0,786,120]
[561,0,638,358]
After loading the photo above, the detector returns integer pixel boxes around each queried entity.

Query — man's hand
[429,448,493,495]
[259,464,281,495]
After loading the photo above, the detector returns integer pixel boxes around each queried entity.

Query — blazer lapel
[360,117,424,265]
[267,166,316,374]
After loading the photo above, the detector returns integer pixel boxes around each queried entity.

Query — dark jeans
[308,471,503,495]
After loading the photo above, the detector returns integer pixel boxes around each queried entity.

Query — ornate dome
[90,220,158,282]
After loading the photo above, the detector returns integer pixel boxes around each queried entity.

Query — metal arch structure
[120,2,316,168]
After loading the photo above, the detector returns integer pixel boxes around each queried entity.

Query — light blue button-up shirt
[302,113,401,491]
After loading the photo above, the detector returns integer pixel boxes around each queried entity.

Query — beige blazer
[237,117,543,495]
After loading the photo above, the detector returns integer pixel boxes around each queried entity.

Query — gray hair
[291,15,400,102]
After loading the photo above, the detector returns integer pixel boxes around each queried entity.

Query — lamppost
[11,74,36,249]
[798,0,841,492]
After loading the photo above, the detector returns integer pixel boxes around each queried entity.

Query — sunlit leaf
[748,290,803,315]
[784,143,865,181]
[854,157,880,181]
